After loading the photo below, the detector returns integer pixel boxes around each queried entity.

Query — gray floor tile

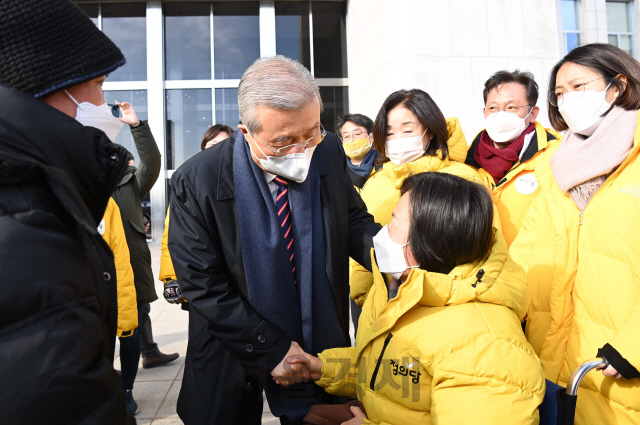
[133,380,173,419]
[155,380,182,418]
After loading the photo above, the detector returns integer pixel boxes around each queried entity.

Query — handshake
[271,342,322,387]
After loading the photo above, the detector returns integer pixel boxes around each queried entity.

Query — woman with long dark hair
[511,43,640,424]
[285,172,545,425]
[350,89,485,306]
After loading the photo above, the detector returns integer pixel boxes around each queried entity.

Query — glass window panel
[77,3,99,27]
[607,1,631,32]
[213,2,260,79]
[215,88,240,128]
[313,2,348,78]
[620,34,633,55]
[609,34,619,46]
[561,0,580,31]
[319,86,349,132]
[165,3,211,80]
[166,89,213,170]
[275,2,311,70]
[102,3,147,81]
[566,32,581,52]
[102,90,149,165]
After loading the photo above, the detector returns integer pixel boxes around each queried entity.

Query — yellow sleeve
[608,300,640,372]
[350,258,374,306]
[316,346,359,398]
[509,190,547,274]
[159,206,177,282]
[104,199,138,337]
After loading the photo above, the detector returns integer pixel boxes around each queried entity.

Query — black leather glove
[163,280,182,304]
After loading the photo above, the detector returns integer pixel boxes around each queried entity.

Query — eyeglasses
[484,105,533,116]
[549,77,606,107]
[250,124,326,157]
[341,130,369,142]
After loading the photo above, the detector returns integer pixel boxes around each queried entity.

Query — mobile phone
[109,103,120,118]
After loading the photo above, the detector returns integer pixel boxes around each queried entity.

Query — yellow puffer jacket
[469,122,562,247]
[510,112,640,425]
[159,205,176,283]
[99,198,138,337]
[351,118,487,305]
[318,230,545,425]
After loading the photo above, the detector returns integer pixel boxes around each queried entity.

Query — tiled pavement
[114,241,281,424]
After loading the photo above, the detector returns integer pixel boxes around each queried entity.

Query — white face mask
[484,108,532,143]
[558,82,613,136]
[372,225,420,280]
[385,128,429,166]
[65,91,124,142]
[248,131,316,183]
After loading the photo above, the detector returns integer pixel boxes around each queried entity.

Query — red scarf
[474,123,536,183]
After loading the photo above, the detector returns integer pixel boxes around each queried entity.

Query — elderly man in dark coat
[0,0,135,423]
[169,56,381,425]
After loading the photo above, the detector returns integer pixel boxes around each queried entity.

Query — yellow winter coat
[510,112,640,424]
[99,198,138,337]
[318,230,545,425]
[159,206,176,283]
[468,122,562,247]
[350,118,487,305]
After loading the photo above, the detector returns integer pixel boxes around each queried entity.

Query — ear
[614,74,628,98]
[530,106,540,123]
[238,124,249,136]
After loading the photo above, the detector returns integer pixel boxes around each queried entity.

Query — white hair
[238,55,323,132]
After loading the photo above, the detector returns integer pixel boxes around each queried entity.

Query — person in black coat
[0,0,135,423]
[168,56,381,425]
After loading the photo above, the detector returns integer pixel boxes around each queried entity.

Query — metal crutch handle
[566,358,609,396]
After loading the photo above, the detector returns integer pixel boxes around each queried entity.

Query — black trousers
[139,302,160,357]
[119,307,143,391]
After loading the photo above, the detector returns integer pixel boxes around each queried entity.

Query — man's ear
[530,106,540,123]
[238,124,249,135]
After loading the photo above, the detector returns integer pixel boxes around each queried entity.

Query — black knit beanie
[0,0,126,98]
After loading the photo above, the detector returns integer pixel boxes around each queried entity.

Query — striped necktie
[274,176,296,283]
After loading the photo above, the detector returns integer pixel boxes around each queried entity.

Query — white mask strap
[64,90,80,106]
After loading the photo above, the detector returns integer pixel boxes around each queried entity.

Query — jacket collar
[359,228,528,352]
[467,121,557,169]
[0,84,128,230]
[215,131,332,201]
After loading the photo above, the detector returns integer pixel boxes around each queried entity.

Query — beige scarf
[550,106,637,210]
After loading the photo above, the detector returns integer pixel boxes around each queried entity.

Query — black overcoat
[169,132,381,424]
[0,84,134,424]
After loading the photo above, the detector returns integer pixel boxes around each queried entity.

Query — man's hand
[341,406,368,425]
[286,353,322,381]
[116,101,140,126]
[163,280,182,304]
[271,342,309,387]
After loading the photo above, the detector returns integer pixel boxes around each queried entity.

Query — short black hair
[400,172,494,275]
[334,113,374,136]
[372,89,449,164]
[483,70,539,106]
[201,124,234,151]
[547,43,640,131]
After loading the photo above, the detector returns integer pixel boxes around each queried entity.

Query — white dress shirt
[263,170,278,204]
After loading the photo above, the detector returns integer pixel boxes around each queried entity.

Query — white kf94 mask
[372,225,420,280]
[65,90,124,142]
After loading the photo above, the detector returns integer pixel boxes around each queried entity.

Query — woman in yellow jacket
[99,197,139,414]
[350,89,486,306]
[511,43,640,424]
[281,172,545,425]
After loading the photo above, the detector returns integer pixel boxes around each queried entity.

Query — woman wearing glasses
[350,89,486,308]
[511,43,640,424]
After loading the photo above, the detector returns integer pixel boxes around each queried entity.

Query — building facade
[74,0,637,240]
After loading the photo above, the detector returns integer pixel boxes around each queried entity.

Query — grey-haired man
[168,56,380,425]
